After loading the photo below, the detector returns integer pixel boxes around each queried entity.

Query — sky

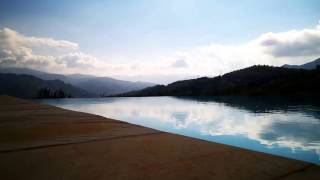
[1,0,320,84]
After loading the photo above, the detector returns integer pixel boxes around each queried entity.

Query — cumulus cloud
[162,22,320,77]
[256,28,320,57]
[103,22,320,83]
[56,53,96,68]
[0,28,96,73]
[1,22,320,82]
[0,28,78,50]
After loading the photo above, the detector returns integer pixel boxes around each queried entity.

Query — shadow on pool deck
[0,95,319,180]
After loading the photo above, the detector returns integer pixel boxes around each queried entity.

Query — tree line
[117,65,320,97]
[37,88,72,98]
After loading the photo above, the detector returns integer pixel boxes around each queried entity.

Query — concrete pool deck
[0,95,319,180]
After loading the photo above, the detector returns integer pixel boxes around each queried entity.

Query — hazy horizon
[1,0,320,84]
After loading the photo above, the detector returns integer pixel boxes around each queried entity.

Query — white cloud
[0,28,96,73]
[159,22,320,77]
[1,22,320,83]
[256,28,320,58]
[56,53,96,68]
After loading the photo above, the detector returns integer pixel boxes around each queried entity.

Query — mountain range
[282,58,320,70]
[0,67,155,98]
[0,73,95,98]
[1,58,319,98]
[117,58,320,97]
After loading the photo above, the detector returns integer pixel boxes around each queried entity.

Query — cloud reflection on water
[42,96,320,163]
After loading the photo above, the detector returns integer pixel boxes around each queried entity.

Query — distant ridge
[71,76,156,96]
[282,58,320,70]
[0,67,155,96]
[0,73,95,98]
[117,65,320,97]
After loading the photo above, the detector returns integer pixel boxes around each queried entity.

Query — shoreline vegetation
[37,88,72,99]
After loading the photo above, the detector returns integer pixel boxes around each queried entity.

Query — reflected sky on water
[35,96,320,164]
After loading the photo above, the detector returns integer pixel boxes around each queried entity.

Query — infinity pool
[35,96,320,164]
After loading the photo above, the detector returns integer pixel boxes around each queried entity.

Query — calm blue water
[35,96,320,165]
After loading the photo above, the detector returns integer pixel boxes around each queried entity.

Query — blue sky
[1,0,320,83]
